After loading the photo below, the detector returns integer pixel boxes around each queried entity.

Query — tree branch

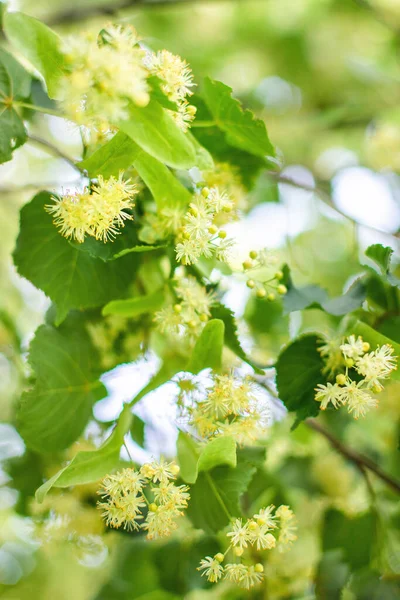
[27,135,84,174]
[46,0,232,26]
[306,418,400,495]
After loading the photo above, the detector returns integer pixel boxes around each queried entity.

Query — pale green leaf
[186,319,225,374]
[202,77,275,158]
[178,433,237,484]
[119,99,196,169]
[35,404,132,502]
[4,11,65,98]
[102,289,165,317]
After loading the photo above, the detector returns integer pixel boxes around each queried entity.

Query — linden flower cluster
[315,335,397,419]
[60,25,150,128]
[183,373,270,443]
[46,173,137,243]
[243,250,287,300]
[203,162,247,220]
[154,274,215,337]
[175,186,236,265]
[98,459,189,539]
[146,49,196,131]
[198,505,297,589]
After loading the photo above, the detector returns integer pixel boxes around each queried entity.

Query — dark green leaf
[211,303,264,373]
[18,323,106,454]
[35,404,132,502]
[322,509,375,570]
[130,415,146,447]
[365,243,393,275]
[79,131,141,178]
[202,77,275,158]
[119,99,196,169]
[13,193,139,324]
[276,334,325,422]
[4,11,65,98]
[187,319,225,374]
[187,463,256,533]
[315,550,350,600]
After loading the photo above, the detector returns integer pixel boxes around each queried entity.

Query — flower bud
[174,304,182,313]
[267,292,276,301]
[215,553,224,563]
[222,202,233,213]
[277,284,287,295]
[199,313,209,322]
[249,250,258,259]
[248,520,258,531]
[345,358,354,368]
[256,288,266,299]
[208,224,218,235]
[275,270,284,281]
[187,105,197,116]
[254,563,264,573]
[242,259,253,270]
[336,374,347,386]
[246,279,255,289]
[218,230,227,239]
[149,503,158,512]
[188,319,198,329]
[170,464,180,476]
[234,547,244,557]
[201,187,210,198]
[362,342,370,352]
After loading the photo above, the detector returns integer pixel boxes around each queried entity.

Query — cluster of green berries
[243,251,287,300]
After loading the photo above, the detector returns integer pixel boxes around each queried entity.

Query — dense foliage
[0,1,400,599]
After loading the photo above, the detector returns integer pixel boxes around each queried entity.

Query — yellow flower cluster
[146,49,196,131]
[98,459,189,539]
[175,186,235,265]
[182,372,270,444]
[46,173,137,243]
[60,25,149,128]
[315,335,397,419]
[154,274,215,338]
[203,162,247,220]
[198,505,297,589]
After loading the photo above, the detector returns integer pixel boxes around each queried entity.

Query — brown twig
[306,418,400,495]
[46,0,233,26]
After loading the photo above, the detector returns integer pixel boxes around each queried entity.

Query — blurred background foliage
[1,0,400,599]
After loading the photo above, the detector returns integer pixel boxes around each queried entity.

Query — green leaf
[186,319,225,374]
[276,334,325,422]
[13,192,139,324]
[79,132,141,178]
[35,404,132,502]
[18,323,106,454]
[177,432,200,484]
[118,99,196,169]
[283,267,366,316]
[178,433,237,484]
[130,415,146,447]
[4,11,65,98]
[322,509,375,570]
[0,49,31,163]
[315,550,350,600]
[365,243,393,275]
[80,132,192,210]
[202,77,275,158]
[132,145,192,209]
[197,436,237,473]
[211,302,264,373]
[186,131,214,170]
[187,463,256,533]
[102,289,165,317]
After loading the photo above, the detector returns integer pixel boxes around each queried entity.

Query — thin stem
[14,101,63,118]
[306,418,400,495]
[267,170,400,238]
[27,135,84,174]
